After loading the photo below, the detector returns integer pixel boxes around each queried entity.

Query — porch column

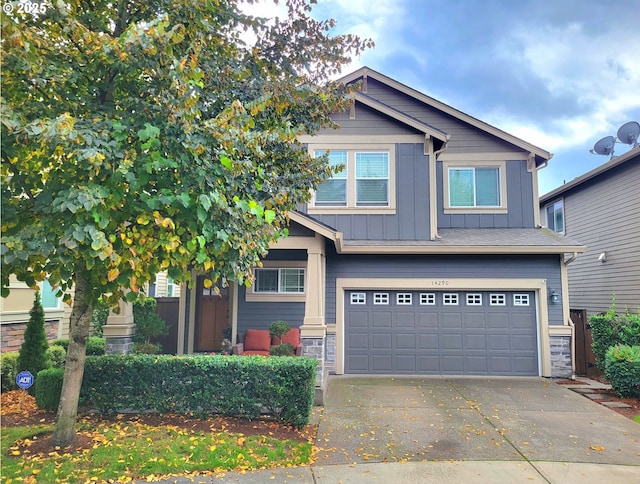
[103,300,135,354]
[301,245,325,333]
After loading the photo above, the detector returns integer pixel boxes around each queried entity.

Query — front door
[194,276,229,352]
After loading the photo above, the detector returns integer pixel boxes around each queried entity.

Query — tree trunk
[51,272,92,447]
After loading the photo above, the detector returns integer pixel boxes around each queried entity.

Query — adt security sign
[16,371,34,390]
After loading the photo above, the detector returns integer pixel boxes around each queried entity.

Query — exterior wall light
[549,289,560,304]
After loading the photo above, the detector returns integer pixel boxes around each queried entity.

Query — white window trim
[490,293,506,306]
[350,292,367,305]
[443,293,459,305]
[307,143,396,214]
[466,293,483,306]
[442,159,508,214]
[245,261,306,302]
[396,293,413,305]
[513,293,530,306]
[420,293,436,305]
[373,293,389,305]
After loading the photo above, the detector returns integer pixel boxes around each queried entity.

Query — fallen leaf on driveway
[589,445,605,451]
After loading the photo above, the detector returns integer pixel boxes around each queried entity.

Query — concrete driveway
[181,376,640,483]
[314,376,640,467]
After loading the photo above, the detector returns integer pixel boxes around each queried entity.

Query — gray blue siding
[236,285,305,335]
[305,143,431,240]
[324,250,563,325]
[437,160,535,229]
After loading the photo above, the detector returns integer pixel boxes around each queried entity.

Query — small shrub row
[51,337,106,356]
[78,354,317,427]
[604,345,640,398]
[1,347,65,393]
[1,352,19,392]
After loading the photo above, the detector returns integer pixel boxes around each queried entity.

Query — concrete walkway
[149,376,640,483]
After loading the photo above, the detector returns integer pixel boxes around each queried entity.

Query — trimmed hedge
[51,337,106,356]
[604,345,640,398]
[1,352,19,392]
[35,368,65,410]
[590,310,640,371]
[81,354,317,427]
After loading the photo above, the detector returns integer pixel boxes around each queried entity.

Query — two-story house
[539,145,640,376]
[175,67,585,398]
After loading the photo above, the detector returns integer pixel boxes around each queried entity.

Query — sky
[246,0,640,195]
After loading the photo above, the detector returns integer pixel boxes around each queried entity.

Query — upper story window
[309,144,396,214]
[449,167,500,207]
[315,150,348,206]
[442,158,508,214]
[545,199,564,233]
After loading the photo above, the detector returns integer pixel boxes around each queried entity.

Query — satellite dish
[590,136,616,157]
[616,121,640,146]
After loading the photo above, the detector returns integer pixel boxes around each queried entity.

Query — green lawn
[1,418,313,483]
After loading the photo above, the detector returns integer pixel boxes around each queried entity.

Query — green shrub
[269,320,290,340]
[18,292,49,394]
[590,302,640,371]
[604,345,640,398]
[133,342,162,354]
[46,345,66,369]
[51,337,105,356]
[51,339,69,351]
[1,352,19,392]
[81,354,317,427]
[91,301,110,337]
[35,368,65,410]
[270,343,294,356]
[86,337,106,356]
[133,298,168,346]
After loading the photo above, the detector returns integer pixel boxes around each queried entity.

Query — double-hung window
[545,199,564,233]
[311,146,395,213]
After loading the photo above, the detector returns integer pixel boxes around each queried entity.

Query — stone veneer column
[103,300,136,354]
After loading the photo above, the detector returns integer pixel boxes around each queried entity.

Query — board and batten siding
[324,253,563,325]
[305,143,431,241]
[437,159,536,229]
[559,159,640,314]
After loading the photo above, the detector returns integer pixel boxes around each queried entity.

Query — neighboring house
[539,146,640,374]
[174,67,584,397]
[147,273,181,299]
[0,276,70,352]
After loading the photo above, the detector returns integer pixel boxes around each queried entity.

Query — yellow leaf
[107,268,119,282]
[209,445,217,452]
[589,445,605,451]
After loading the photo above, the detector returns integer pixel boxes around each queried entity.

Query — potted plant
[269,320,292,356]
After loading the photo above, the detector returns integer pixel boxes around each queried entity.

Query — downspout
[563,252,579,379]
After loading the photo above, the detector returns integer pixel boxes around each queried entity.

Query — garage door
[345,290,538,375]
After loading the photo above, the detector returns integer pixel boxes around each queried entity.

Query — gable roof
[340,67,552,167]
[540,145,640,203]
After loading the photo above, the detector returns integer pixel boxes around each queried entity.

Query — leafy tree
[1,0,371,446]
[17,292,49,394]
